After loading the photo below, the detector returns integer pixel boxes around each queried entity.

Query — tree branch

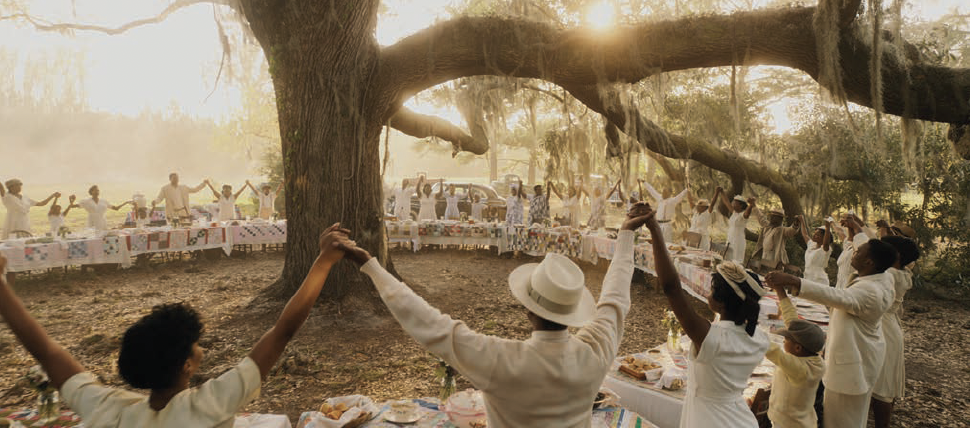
[388,107,488,156]
[379,7,970,127]
[5,0,236,36]
[564,84,804,216]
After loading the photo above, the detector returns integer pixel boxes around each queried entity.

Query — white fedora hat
[508,253,596,327]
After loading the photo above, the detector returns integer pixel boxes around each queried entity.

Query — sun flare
[584,1,616,31]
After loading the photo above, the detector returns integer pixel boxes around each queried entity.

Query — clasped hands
[764,271,802,295]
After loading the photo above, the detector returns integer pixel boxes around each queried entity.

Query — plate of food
[383,400,422,424]
[618,355,663,381]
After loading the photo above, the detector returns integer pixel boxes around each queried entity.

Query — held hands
[334,234,372,266]
[621,202,656,231]
[316,223,352,265]
[69,195,76,203]
[765,271,801,294]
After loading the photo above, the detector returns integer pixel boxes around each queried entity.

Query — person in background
[835,213,869,289]
[47,195,79,236]
[527,182,552,225]
[206,181,247,222]
[246,181,282,221]
[763,283,826,428]
[1,178,60,239]
[152,173,207,223]
[547,181,583,228]
[615,181,640,212]
[470,193,487,222]
[799,216,833,286]
[414,177,442,222]
[686,187,719,250]
[650,203,769,427]
[443,184,463,221]
[766,238,897,428]
[0,224,349,427]
[392,179,415,220]
[504,179,527,226]
[754,206,801,269]
[337,204,651,427]
[78,185,132,232]
[871,234,920,428]
[640,178,689,243]
[586,179,620,230]
[716,190,755,263]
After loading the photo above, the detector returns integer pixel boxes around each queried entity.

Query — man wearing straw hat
[754,206,801,269]
[640,179,689,243]
[338,203,656,428]
[686,188,719,250]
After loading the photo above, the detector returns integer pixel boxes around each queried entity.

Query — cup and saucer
[383,400,422,424]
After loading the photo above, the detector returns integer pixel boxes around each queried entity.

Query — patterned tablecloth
[0,409,290,428]
[0,221,287,273]
[298,397,657,428]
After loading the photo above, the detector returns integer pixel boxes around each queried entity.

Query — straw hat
[508,253,596,327]
[767,208,785,217]
[732,195,746,202]
[892,222,917,239]
[4,178,22,188]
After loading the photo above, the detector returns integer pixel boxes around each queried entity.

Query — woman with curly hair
[0,224,351,427]
[646,208,769,428]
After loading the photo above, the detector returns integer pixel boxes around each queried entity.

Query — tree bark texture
[242,0,388,306]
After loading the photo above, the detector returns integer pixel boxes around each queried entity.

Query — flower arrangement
[22,365,59,423]
[434,358,458,403]
[661,310,683,351]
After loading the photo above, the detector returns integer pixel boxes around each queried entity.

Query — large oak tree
[8,0,970,305]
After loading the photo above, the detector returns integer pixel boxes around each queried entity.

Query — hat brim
[508,263,597,328]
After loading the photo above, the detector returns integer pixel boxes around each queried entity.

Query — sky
[0,0,966,127]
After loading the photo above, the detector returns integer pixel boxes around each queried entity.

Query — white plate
[383,411,422,424]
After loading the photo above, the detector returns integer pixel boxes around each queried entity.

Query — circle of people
[0,173,284,240]
[1,178,918,428]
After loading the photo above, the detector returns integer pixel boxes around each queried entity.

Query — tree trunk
[243,0,389,307]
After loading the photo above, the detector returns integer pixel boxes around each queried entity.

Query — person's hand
[621,202,656,231]
[335,235,372,266]
[747,197,756,205]
[875,219,889,229]
[765,271,801,293]
[316,223,351,264]
[245,179,251,185]
[69,195,76,203]
[53,192,61,198]
[716,186,723,193]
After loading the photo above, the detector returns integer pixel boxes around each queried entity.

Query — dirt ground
[1,248,968,427]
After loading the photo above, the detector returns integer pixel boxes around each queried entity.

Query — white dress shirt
[216,195,237,222]
[154,183,205,220]
[360,231,637,428]
[643,183,688,222]
[2,193,36,239]
[79,198,112,231]
[60,357,261,428]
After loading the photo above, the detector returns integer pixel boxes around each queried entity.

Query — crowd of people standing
[0,173,284,239]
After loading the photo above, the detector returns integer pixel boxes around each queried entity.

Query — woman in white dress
[206,181,247,222]
[443,184,462,220]
[1,178,60,239]
[415,177,443,222]
[504,180,526,225]
[246,181,283,220]
[716,190,755,263]
[586,179,620,230]
[798,216,833,285]
[872,235,920,428]
[78,185,132,232]
[686,187,719,250]
[647,204,769,428]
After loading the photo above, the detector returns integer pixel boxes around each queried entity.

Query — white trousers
[823,388,872,428]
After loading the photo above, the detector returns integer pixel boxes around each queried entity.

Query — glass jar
[36,390,60,424]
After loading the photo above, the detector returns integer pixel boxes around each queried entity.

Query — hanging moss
[813,0,848,102]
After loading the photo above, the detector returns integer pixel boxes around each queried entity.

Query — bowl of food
[442,389,487,428]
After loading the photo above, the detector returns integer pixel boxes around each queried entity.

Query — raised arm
[437,179,445,198]
[0,256,85,389]
[248,223,347,380]
[670,187,689,205]
[0,182,5,197]
[47,196,60,215]
[716,187,732,211]
[646,203,711,346]
[548,182,563,200]
[606,179,622,199]
[233,184,248,200]
[62,203,79,217]
[110,201,132,211]
[189,180,209,194]
[822,220,833,251]
[641,180,661,202]
[766,271,887,321]
[206,181,220,198]
[616,182,626,203]
[708,188,719,213]
[152,186,166,206]
[274,182,284,195]
[798,215,811,243]
[744,197,757,220]
[36,192,61,207]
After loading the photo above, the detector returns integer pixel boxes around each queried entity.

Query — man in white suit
[766,238,898,428]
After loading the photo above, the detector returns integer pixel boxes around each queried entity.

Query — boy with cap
[765,285,826,428]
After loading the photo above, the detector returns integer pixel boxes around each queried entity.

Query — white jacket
[796,272,894,395]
